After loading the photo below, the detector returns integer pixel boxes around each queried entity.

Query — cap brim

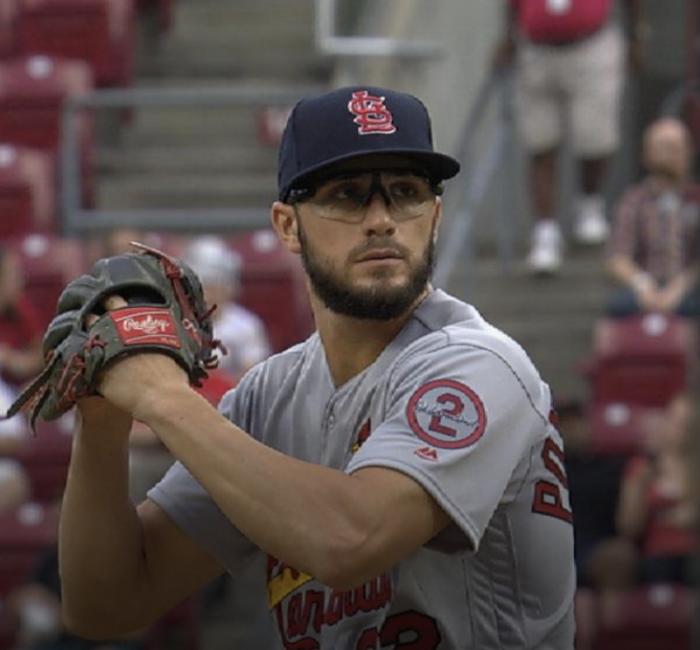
[282,149,460,200]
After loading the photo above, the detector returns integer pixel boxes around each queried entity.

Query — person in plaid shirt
[605,117,699,318]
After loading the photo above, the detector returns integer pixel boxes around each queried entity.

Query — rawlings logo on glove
[4,243,223,432]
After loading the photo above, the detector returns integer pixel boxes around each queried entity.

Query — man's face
[292,160,440,320]
[643,119,693,181]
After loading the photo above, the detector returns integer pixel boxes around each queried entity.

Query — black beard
[298,223,436,321]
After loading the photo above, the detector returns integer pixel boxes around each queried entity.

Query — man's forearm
[59,407,149,637]
[137,388,442,590]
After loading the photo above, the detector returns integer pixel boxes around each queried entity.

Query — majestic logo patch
[112,307,181,348]
[406,379,486,449]
[347,90,397,135]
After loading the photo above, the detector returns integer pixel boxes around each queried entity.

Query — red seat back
[226,229,314,354]
[586,315,697,407]
[594,584,692,650]
[588,402,663,456]
[13,233,88,330]
[0,0,18,59]
[0,55,95,204]
[14,419,73,502]
[0,501,58,597]
[15,0,135,87]
[0,143,55,238]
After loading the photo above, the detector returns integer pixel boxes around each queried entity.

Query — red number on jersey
[532,437,573,524]
[357,610,441,649]
[428,393,464,437]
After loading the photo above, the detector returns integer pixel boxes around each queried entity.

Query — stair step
[98,171,277,209]
[96,145,277,174]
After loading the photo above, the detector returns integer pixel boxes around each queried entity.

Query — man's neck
[312,289,430,387]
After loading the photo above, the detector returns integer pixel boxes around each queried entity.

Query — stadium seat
[587,401,663,457]
[585,315,697,407]
[13,418,73,502]
[0,55,95,205]
[13,233,87,330]
[0,143,55,238]
[225,229,314,354]
[594,583,693,650]
[15,0,135,88]
[0,0,18,59]
[0,501,58,597]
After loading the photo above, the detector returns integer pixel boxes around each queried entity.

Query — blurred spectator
[557,398,627,588]
[493,0,647,274]
[0,376,31,513]
[7,544,144,650]
[182,236,272,379]
[0,247,44,389]
[605,117,700,317]
[564,392,697,647]
[615,391,697,586]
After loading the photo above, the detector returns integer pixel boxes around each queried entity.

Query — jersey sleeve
[345,335,552,552]
[147,369,262,574]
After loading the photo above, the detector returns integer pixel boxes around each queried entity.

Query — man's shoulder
[409,291,532,365]
[247,333,320,379]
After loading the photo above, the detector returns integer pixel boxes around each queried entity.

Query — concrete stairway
[462,242,610,403]
[95,0,331,217]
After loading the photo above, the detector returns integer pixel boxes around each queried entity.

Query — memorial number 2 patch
[407,379,486,449]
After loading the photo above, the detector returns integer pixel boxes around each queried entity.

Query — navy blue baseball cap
[277,86,461,202]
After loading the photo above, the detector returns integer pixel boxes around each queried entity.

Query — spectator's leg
[515,43,564,274]
[527,149,564,274]
[568,24,624,246]
[676,282,700,318]
[605,287,641,318]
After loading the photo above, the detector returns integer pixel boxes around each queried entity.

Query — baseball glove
[5,242,222,432]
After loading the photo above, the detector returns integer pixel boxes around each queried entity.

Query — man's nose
[362,192,396,234]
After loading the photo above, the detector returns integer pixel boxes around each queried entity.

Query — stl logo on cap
[348,90,397,135]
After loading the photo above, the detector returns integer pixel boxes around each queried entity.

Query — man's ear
[270,201,301,254]
[433,198,443,243]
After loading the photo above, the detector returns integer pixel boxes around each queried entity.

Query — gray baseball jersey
[149,289,576,649]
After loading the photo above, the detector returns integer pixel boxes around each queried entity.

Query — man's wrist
[132,384,204,428]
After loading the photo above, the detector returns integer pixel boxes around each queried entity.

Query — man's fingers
[86,295,129,327]
[104,295,128,310]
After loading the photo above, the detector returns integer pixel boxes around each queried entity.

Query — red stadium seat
[0,55,95,204]
[585,315,698,407]
[15,0,135,88]
[13,233,87,330]
[587,401,663,456]
[0,143,55,238]
[0,1,18,59]
[594,584,693,650]
[225,229,314,354]
[13,419,73,502]
[0,501,58,597]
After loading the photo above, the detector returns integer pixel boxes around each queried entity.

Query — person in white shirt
[182,236,272,378]
[0,377,30,512]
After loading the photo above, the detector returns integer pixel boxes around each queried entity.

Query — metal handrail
[315,0,442,59]
[59,84,325,236]
[434,70,516,294]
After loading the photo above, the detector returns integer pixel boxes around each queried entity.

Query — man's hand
[5,244,221,432]
[83,294,189,419]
